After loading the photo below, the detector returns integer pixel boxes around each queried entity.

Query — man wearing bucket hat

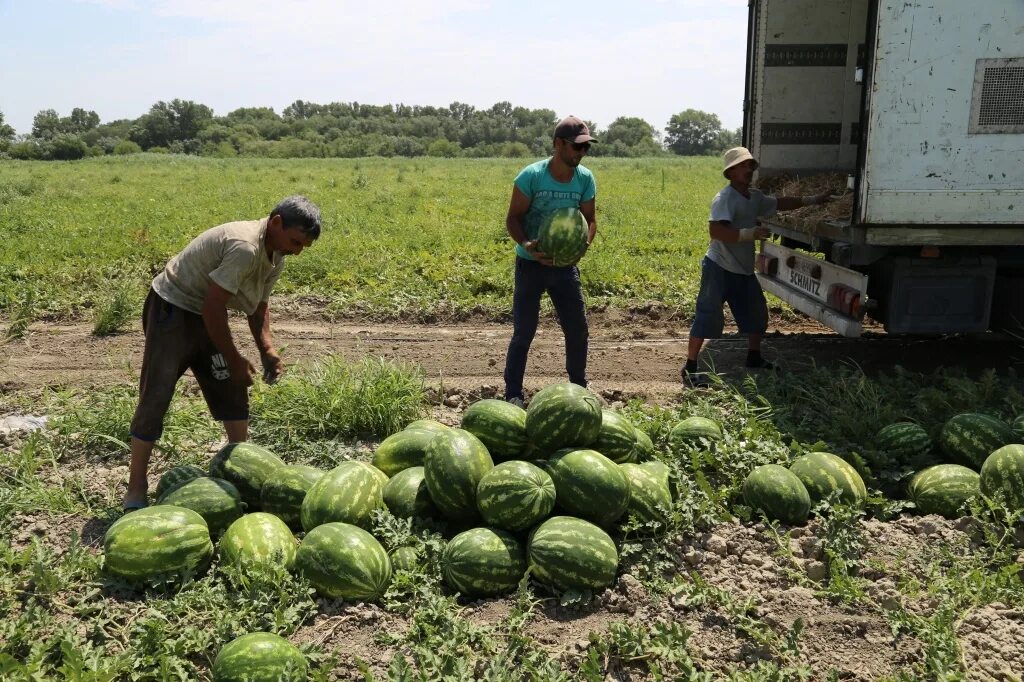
[682,147,830,387]
[502,115,598,407]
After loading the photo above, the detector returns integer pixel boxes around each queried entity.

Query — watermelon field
[2,156,1024,681]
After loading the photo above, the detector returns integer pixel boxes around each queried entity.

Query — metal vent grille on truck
[969,58,1024,133]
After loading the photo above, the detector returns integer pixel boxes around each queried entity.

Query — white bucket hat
[722,147,758,178]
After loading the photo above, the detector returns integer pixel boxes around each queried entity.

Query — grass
[0,155,722,322]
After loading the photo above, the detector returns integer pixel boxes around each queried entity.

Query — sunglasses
[563,140,591,152]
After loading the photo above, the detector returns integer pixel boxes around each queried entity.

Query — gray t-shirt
[705,185,778,275]
[152,218,284,316]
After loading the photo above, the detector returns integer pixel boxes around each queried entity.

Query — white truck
[745,0,1023,336]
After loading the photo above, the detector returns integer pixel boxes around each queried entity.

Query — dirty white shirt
[705,185,778,275]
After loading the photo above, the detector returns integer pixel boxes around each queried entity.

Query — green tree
[31,109,63,138]
[603,117,656,147]
[665,108,723,155]
[0,111,15,150]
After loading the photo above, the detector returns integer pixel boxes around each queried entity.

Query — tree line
[0,101,739,161]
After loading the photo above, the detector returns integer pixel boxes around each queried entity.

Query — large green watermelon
[876,422,932,462]
[157,476,244,537]
[525,383,602,452]
[423,428,494,522]
[212,632,307,682]
[460,399,528,460]
[209,443,285,510]
[742,464,811,525]
[103,506,213,582]
[592,410,639,464]
[546,448,630,527]
[372,428,438,477]
[260,464,324,530]
[619,462,672,525]
[296,522,392,601]
[980,444,1024,510]
[939,413,1017,468]
[442,528,527,598]
[476,460,557,532]
[528,516,618,591]
[389,546,421,572]
[219,513,297,570]
[669,416,723,447]
[382,466,438,519]
[908,464,980,518]
[155,464,206,500]
[632,428,656,462]
[789,452,867,506]
[640,460,675,500]
[537,207,589,267]
[300,461,386,532]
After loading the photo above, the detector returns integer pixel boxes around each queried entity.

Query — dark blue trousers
[503,257,589,400]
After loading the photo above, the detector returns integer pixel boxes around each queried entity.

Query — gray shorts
[130,289,248,441]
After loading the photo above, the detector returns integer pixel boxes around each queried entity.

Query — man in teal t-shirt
[503,115,598,406]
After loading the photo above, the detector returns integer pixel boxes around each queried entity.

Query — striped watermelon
[389,546,421,572]
[423,428,494,522]
[876,422,932,461]
[1012,414,1024,441]
[742,464,811,525]
[908,464,980,518]
[382,466,438,519]
[669,416,723,447]
[460,399,528,460]
[640,460,674,500]
[212,632,307,682]
[528,516,618,591]
[525,383,602,452]
[789,452,867,507]
[103,506,213,582]
[219,513,297,570]
[546,448,630,527]
[980,444,1024,510]
[405,419,450,433]
[295,522,392,601]
[633,428,656,462]
[157,476,244,537]
[155,464,206,499]
[592,410,639,464]
[209,443,285,510]
[939,413,1017,468]
[260,464,324,530]
[372,428,437,477]
[442,528,527,598]
[300,461,386,532]
[476,460,557,532]
[619,463,672,525]
[537,207,589,267]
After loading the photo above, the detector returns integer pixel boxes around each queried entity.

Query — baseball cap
[554,115,598,144]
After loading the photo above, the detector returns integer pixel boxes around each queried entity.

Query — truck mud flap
[755,241,868,338]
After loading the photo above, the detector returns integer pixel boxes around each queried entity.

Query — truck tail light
[828,284,863,318]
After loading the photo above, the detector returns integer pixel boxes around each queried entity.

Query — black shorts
[129,289,249,441]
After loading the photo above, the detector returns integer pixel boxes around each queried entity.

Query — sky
[0,0,750,137]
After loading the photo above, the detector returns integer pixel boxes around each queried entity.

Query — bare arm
[506,185,552,265]
[202,283,254,386]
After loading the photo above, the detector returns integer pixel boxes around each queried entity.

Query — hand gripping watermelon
[537,207,589,267]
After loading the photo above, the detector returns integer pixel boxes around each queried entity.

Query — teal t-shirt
[512,158,596,261]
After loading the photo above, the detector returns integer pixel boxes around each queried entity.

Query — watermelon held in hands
[219,512,297,570]
[460,399,528,460]
[537,207,589,267]
[300,461,387,532]
[546,448,630,527]
[939,413,1017,469]
[295,522,392,601]
[157,476,244,537]
[980,444,1024,511]
[525,383,603,452]
[442,527,527,598]
[742,464,811,525]
[260,464,324,530]
[908,464,980,518]
[212,632,307,682]
[789,452,867,507]
[527,516,618,591]
[103,506,213,583]
[476,460,557,532]
[209,442,285,510]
